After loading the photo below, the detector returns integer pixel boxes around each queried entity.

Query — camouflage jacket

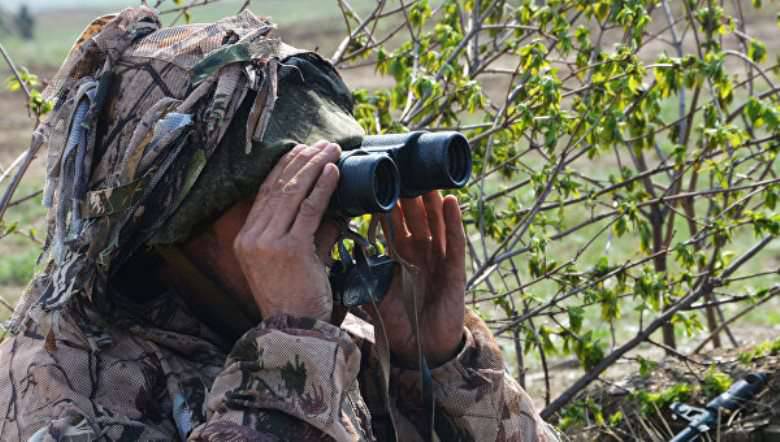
[0,286,555,441]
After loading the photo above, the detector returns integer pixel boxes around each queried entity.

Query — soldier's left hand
[377,191,466,368]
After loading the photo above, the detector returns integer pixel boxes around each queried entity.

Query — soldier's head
[115,13,362,325]
[12,8,362,334]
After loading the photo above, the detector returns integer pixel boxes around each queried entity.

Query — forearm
[391,309,557,442]
[191,314,363,441]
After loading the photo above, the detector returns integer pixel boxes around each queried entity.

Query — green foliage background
[332,0,779,419]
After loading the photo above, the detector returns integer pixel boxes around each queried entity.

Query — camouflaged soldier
[0,7,558,442]
[14,5,35,40]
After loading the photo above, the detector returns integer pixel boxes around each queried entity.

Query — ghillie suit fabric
[0,7,557,442]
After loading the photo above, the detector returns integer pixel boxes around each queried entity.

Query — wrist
[258,301,332,323]
[392,332,466,369]
[427,332,466,368]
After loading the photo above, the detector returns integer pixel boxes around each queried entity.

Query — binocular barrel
[331,131,472,217]
[332,152,400,217]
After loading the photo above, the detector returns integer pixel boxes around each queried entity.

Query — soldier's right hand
[234,141,342,322]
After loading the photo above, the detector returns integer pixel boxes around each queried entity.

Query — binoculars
[330,131,472,216]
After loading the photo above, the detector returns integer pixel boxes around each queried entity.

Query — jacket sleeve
[0,312,365,442]
[0,323,179,441]
[189,314,369,442]
[387,309,559,442]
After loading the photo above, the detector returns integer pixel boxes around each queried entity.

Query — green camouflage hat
[152,52,364,244]
[7,7,364,341]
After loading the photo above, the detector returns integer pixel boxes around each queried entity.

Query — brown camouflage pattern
[0,7,558,441]
[0,288,556,441]
[9,7,305,340]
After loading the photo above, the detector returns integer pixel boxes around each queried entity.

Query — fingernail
[325,143,340,154]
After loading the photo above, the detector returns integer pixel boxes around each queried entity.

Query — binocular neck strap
[335,213,436,441]
[378,213,437,442]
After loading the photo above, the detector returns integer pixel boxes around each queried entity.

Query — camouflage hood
[7,7,364,342]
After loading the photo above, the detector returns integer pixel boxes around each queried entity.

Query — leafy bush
[738,336,780,364]
[330,0,780,418]
[702,366,732,397]
[635,383,693,415]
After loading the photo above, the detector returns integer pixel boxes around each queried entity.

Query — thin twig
[0,42,31,99]
[541,237,775,419]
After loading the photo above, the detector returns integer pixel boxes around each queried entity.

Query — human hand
[234,141,342,322]
[377,191,467,367]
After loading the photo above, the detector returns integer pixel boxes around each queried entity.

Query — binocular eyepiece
[331,131,472,217]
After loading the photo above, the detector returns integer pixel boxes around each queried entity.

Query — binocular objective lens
[447,135,471,185]
[374,157,399,209]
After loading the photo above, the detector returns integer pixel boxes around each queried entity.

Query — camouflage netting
[154,52,365,244]
[6,6,363,344]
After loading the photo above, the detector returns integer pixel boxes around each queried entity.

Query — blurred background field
[0,0,380,68]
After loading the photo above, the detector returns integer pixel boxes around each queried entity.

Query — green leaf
[594,256,609,276]
[638,221,651,253]
[5,76,21,92]
[748,39,767,63]
[702,366,732,396]
[637,356,658,379]
[608,411,624,427]
[568,306,584,333]
[574,331,605,371]
[627,75,641,94]
[29,90,53,116]
[4,221,18,236]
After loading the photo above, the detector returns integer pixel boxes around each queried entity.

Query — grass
[0,177,46,317]
[0,247,39,286]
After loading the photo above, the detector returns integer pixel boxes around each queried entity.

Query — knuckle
[299,146,319,160]
[412,235,433,246]
[286,144,306,159]
[270,238,298,256]
[257,182,274,199]
[280,177,303,195]
[233,233,253,256]
[235,232,274,257]
[278,236,300,250]
[273,177,288,190]
[299,197,322,218]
